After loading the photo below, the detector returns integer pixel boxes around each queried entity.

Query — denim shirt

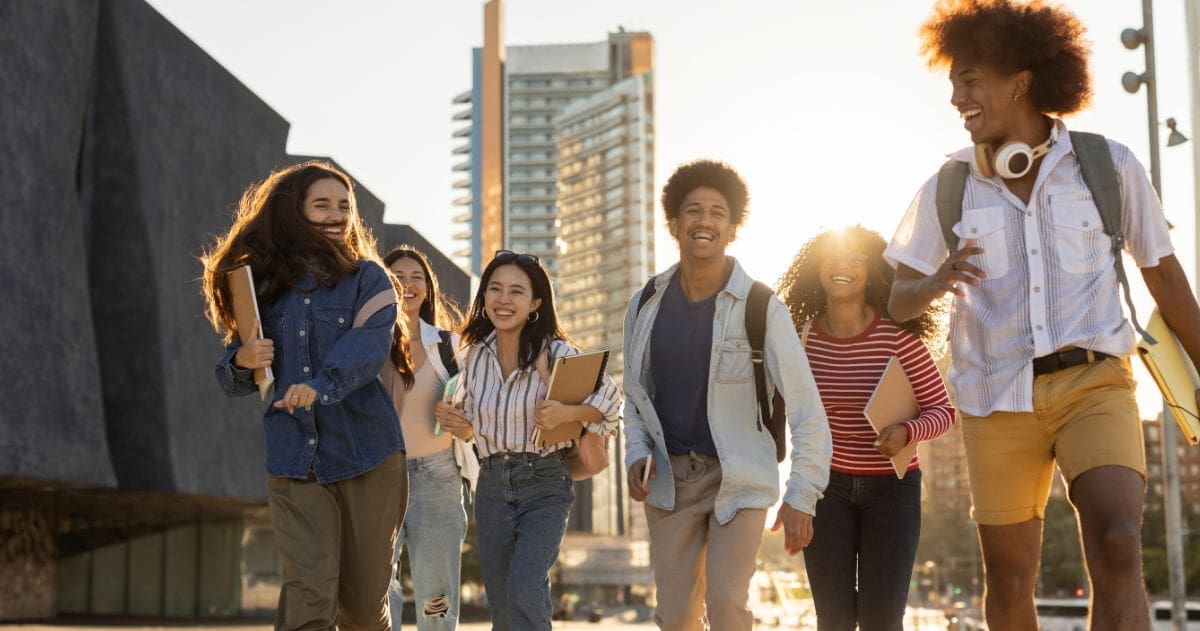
[623,258,832,523]
[216,259,403,483]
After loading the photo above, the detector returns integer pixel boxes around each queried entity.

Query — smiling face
[669,186,736,262]
[484,263,542,335]
[949,60,1030,147]
[302,177,351,243]
[819,250,870,305]
[389,256,427,319]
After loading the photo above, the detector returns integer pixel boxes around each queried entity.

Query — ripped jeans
[389,448,468,630]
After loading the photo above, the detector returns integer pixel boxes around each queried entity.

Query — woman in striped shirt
[433,250,621,630]
[777,226,954,631]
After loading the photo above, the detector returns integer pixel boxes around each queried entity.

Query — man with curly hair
[622,159,831,630]
[885,1,1200,628]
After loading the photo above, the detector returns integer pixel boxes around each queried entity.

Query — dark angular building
[0,0,466,619]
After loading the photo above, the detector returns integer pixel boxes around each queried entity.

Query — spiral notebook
[533,349,610,447]
[1137,309,1200,445]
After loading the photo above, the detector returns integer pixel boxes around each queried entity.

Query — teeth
[961,108,982,120]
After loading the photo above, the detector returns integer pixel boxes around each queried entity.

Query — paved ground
[2,607,956,630]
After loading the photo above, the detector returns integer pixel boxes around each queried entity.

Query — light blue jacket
[622,259,831,524]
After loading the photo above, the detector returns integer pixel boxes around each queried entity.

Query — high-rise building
[450,1,655,603]
[1144,415,1200,519]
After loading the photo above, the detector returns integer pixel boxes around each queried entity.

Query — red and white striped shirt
[803,312,955,476]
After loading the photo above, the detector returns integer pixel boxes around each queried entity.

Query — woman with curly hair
[886,0,1200,627]
[202,161,412,630]
[778,226,954,631]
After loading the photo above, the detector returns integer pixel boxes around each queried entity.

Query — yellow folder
[1136,309,1200,445]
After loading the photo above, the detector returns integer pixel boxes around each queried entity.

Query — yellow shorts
[961,356,1146,526]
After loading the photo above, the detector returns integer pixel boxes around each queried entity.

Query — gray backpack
[934,130,1155,343]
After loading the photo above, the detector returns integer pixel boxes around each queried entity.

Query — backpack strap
[800,319,813,347]
[936,159,970,251]
[1070,131,1156,343]
[437,329,459,378]
[746,281,774,433]
[635,277,657,317]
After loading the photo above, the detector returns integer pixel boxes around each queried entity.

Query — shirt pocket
[716,338,753,384]
[313,306,354,353]
[953,206,1009,279]
[1049,192,1107,274]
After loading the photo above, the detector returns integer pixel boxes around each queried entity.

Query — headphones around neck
[973,127,1057,179]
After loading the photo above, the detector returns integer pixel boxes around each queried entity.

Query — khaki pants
[644,452,766,631]
[267,451,408,631]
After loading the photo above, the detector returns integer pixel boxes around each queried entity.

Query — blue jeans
[802,469,922,631]
[389,448,467,630]
[474,451,574,631]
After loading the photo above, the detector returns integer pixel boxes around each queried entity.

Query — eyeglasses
[828,252,870,267]
[493,250,541,267]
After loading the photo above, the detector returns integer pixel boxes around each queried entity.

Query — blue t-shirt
[650,271,719,456]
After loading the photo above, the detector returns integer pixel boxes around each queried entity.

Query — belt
[1032,347,1112,376]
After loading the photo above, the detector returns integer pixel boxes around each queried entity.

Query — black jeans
[802,469,922,631]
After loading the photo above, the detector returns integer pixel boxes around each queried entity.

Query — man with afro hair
[622,159,831,630]
[885,1,1200,628]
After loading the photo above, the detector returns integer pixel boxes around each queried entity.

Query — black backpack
[437,330,459,378]
[636,278,787,462]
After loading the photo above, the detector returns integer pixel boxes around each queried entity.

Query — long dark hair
[776,226,946,347]
[383,245,463,331]
[201,161,379,343]
[461,252,569,369]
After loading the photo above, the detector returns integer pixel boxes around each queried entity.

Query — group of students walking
[199,1,1200,630]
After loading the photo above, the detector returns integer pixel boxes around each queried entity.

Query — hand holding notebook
[863,356,920,479]
[532,349,610,447]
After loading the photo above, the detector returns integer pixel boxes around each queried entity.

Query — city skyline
[146,0,1198,418]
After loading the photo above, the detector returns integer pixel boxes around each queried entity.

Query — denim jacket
[216,260,402,483]
[622,258,831,523]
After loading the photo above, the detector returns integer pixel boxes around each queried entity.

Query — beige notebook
[863,356,919,479]
[1137,309,1200,445]
[227,265,274,400]
[533,349,610,447]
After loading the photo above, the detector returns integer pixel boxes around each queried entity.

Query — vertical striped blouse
[453,334,622,459]
[803,312,956,475]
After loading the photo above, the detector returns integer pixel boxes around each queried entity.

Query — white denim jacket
[623,259,831,523]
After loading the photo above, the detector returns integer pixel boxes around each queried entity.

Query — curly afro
[920,0,1092,116]
[661,159,750,227]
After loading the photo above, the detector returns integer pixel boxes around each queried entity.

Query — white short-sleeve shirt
[884,119,1174,416]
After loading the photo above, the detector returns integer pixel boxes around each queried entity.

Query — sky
[147,0,1199,419]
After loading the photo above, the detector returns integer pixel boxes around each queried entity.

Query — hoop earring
[528,311,540,323]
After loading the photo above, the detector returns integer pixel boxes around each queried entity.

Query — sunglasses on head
[493,250,541,267]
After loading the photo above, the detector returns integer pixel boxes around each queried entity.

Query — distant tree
[1038,497,1085,596]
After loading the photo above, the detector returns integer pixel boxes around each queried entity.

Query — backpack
[934,130,1155,343]
[636,278,787,462]
[437,330,459,378]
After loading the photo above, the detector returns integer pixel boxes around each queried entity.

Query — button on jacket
[216,260,402,483]
[623,258,832,523]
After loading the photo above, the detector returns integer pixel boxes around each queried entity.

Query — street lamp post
[1122,1,1187,628]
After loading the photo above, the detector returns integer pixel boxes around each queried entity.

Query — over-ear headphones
[974,136,1053,179]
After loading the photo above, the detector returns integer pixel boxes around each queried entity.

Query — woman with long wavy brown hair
[202,160,412,631]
